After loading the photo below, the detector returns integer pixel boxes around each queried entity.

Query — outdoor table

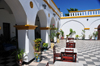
[54,61,83,66]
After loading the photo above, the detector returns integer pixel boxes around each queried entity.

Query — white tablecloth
[66,40,76,42]
[54,61,83,66]
[60,47,77,53]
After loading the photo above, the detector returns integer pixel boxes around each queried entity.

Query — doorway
[3,23,10,41]
[35,15,41,39]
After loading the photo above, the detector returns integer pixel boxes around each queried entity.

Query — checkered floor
[0,40,100,66]
[23,40,100,66]
[0,55,18,66]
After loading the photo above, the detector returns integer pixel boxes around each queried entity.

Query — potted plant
[56,32,60,43]
[93,31,98,40]
[12,49,25,66]
[89,34,93,40]
[50,24,57,30]
[50,30,56,42]
[34,38,42,62]
[34,52,41,62]
[81,30,85,40]
[69,28,76,38]
[75,35,79,40]
[66,35,69,40]
[43,43,48,51]
[34,38,42,52]
[56,32,60,39]
[60,29,64,39]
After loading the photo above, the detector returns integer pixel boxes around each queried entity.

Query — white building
[0,0,100,63]
[0,0,61,62]
[60,9,100,39]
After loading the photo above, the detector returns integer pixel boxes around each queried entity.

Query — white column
[84,12,85,16]
[18,30,35,62]
[79,12,80,16]
[97,11,98,15]
[41,29,50,47]
[94,11,96,15]
[99,11,100,14]
[81,12,82,16]
[76,12,77,16]
[89,11,90,15]
[72,13,73,16]
[69,13,71,16]
[85,30,90,39]
[92,11,93,15]
[86,11,88,15]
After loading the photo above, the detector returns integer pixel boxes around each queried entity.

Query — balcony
[69,9,100,17]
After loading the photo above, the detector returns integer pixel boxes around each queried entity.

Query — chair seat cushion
[62,56,73,60]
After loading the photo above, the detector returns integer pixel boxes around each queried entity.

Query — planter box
[51,43,54,49]
[57,39,60,43]
[34,52,41,62]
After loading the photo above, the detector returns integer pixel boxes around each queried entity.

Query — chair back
[66,42,75,48]
[46,62,49,66]
[68,38,74,40]
[53,46,55,54]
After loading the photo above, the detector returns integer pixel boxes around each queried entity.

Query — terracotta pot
[17,60,23,66]
[61,37,64,39]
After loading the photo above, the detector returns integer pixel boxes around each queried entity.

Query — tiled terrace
[23,40,100,66]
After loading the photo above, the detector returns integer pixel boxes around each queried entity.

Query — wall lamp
[53,13,56,17]
[58,18,60,20]
[42,4,46,9]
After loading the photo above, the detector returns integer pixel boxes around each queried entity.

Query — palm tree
[65,8,78,16]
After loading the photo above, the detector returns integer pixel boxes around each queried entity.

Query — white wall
[0,10,16,38]
[1,0,61,63]
[60,17,100,39]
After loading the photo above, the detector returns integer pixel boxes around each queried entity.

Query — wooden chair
[68,38,74,40]
[61,52,77,62]
[46,62,49,66]
[65,49,74,52]
[53,46,61,63]
[65,49,74,57]
[66,42,75,48]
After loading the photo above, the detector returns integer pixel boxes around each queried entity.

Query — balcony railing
[69,9,100,17]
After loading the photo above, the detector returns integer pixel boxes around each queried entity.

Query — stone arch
[35,10,47,43]
[98,25,100,40]
[35,10,47,27]
[61,20,85,28]
[89,19,100,39]
[90,19,100,26]
[60,20,85,38]
[5,0,27,25]
[50,17,56,26]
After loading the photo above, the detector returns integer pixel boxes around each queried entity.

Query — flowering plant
[34,38,42,44]
[43,43,48,47]
[56,32,60,38]
[50,24,56,30]
[34,38,42,52]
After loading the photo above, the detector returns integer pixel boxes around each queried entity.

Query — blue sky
[53,0,100,16]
